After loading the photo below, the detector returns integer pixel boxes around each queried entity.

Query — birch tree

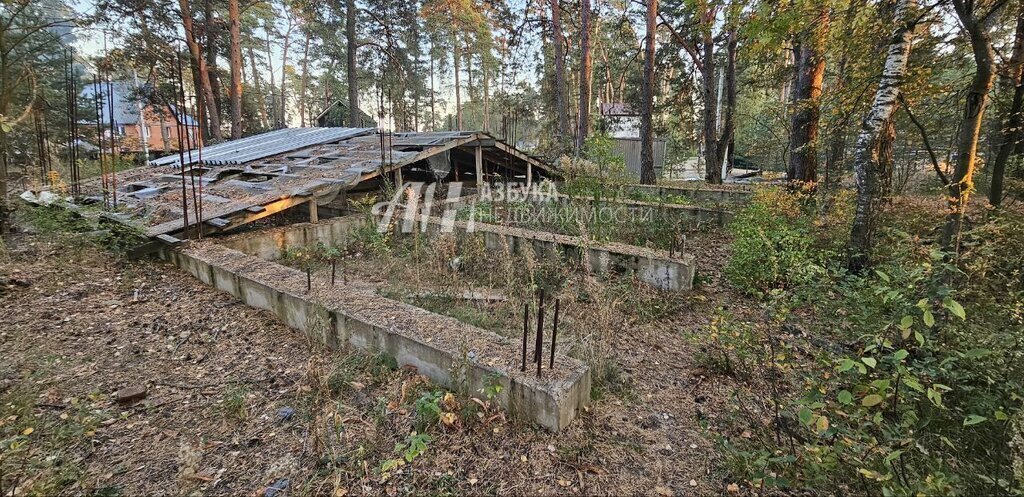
[848,0,917,272]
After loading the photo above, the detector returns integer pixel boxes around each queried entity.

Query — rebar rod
[93,76,107,207]
[106,73,117,206]
[550,298,560,369]
[521,302,529,372]
[534,289,545,377]
[173,54,190,237]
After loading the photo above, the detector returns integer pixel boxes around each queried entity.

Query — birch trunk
[848,0,916,272]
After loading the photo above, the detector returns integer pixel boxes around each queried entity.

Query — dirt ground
[0,223,753,496]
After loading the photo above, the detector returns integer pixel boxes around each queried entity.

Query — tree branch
[898,93,949,186]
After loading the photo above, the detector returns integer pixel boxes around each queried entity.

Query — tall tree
[228,0,242,138]
[848,0,916,272]
[247,45,270,129]
[298,31,310,126]
[549,0,569,152]
[178,0,223,140]
[639,0,657,184]
[345,0,359,127]
[943,0,1005,253]
[278,5,295,127]
[576,0,592,153]
[989,4,1024,207]
[787,4,830,183]
[661,3,738,184]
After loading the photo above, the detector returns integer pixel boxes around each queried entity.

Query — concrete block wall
[217,215,367,260]
[404,216,696,292]
[615,184,752,205]
[549,194,734,228]
[160,242,591,431]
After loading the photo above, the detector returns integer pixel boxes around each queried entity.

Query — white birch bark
[848,0,915,271]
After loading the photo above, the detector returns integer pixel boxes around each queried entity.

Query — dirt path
[0,232,744,496]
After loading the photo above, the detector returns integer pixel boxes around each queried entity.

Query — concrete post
[475,145,483,187]
[526,162,533,190]
[395,166,403,189]
[309,199,319,224]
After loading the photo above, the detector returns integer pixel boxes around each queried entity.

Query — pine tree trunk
[204,0,221,120]
[228,0,243,139]
[639,0,657,185]
[944,0,1002,252]
[484,59,490,131]
[265,34,277,128]
[429,53,436,131]
[549,0,569,152]
[178,0,222,141]
[454,40,462,129]
[990,9,1024,207]
[787,7,829,183]
[346,0,359,127]
[722,28,737,175]
[247,46,269,129]
[279,17,293,128]
[576,0,592,154]
[299,33,311,127]
[701,32,719,184]
[848,0,916,272]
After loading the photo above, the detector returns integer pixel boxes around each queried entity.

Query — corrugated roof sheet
[149,127,376,167]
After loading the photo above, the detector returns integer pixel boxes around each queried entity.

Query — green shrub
[724,188,828,295]
[719,221,1024,495]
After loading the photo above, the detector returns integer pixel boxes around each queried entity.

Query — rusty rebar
[173,53,190,237]
[549,298,560,369]
[105,73,117,206]
[521,302,529,372]
[535,289,545,378]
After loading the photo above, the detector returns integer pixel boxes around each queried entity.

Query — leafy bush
[559,134,635,199]
[718,214,1024,495]
[724,188,832,295]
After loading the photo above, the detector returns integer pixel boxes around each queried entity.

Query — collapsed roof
[80,128,556,240]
